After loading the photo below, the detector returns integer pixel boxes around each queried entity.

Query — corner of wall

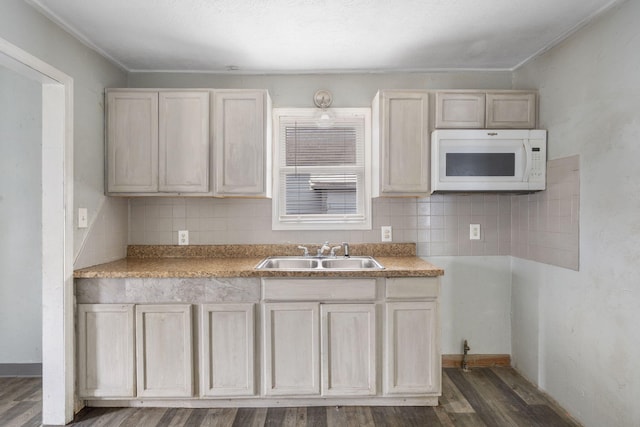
[74,196,128,269]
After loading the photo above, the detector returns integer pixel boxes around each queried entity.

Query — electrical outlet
[381,226,393,242]
[470,224,481,240]
[78,208,88,228]
[178,230,189,246]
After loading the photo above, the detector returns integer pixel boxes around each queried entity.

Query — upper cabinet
[485,92,537,129]
[106,88,271,197]
[212,90,272,197]
[158,91,210,193]
[106,91,159,193]
[372,90,430,197]
[435,90,537,129]
[107,89,210,194]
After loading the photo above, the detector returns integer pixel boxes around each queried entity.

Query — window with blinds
[272,108,371,230]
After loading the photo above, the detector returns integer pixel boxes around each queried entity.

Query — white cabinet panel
[77,304,135,398]
[262,278,376,301]
[263,303,320,396]
[136,304,193,397]
[107,91,158,192]
[435,91,485,128]
[106,89,210,194]
[385,301,440,395]
[159,91,210,192]
[373,90,430,196]
[200,303,255,397]
[434,90,537,129]
[321,304,376,396]
[486,92,537,129]
[213,90,270,196]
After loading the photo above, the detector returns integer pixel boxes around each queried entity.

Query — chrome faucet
[317,241,331,257]
[329,245,343,257]
[297,245,310,257]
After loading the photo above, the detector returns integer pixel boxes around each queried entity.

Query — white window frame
[272,108,372,230]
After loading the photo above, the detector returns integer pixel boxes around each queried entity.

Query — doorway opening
[0,38,74,425]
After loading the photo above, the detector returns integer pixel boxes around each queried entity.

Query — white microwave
[431,129,547,193]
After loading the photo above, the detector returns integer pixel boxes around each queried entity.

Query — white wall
[431,256,512,355]
[128,71,513,108]
[0,66,42,364]
[512,1,640,426]
[0,0,129,268]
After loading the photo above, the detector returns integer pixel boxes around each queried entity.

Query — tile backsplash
[129,194,511,258]
[129,155,580,269]
[511,155,580,270]
[129,197,418,248]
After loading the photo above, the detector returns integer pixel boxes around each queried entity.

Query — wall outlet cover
[178,230,189,245]
[381,226,393,242]
[470,224,481,240]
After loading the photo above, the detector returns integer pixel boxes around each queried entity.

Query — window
[272,108,371,230]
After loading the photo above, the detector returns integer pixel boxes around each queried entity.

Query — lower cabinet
[135,304,193,397]
[321,304,376,396]
[384,301,440,395]
[262,302,376,397]
[77,303,194,399]
[77,304,135,398]
[263,302,320,396]
[200,303,255,397]
[77,277,440,405]
[78,302,257,400]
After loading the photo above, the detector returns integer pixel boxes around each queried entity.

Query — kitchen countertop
[74,244,444,279]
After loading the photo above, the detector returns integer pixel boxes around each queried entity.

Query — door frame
[0,37,74,425]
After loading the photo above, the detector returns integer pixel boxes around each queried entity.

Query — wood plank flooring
[0,368,582,426]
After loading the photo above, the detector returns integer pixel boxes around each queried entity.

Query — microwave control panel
[528,141,546,183]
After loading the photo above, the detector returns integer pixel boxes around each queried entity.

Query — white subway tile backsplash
[126,155,579,270]
[172,205,186,218]
[172,218,186,231]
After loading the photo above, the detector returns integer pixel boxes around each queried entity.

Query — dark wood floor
[0,368,582,426]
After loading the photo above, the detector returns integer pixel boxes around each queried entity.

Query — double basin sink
[255,256,384,271]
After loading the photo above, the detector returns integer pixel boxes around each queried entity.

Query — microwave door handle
[523,139,533,181]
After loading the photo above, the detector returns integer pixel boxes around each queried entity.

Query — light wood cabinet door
[200,303,255,397]
[384,301,440,395]
[263,303,320,396]
[486,92,537,129]
[159,91,210,193]
[213,90,269,196]
[321,304,376,396]
[107,91,158,193]
[373,90,430,196]
[435,91,486,128]
[136,304,193,397]
[77,304,135,398]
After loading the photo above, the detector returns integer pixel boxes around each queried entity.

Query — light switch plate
[381,226,393,242]
[178,230,189,245]
[78,208,88,228]
[470,224,481,240]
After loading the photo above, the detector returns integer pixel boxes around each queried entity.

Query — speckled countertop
[74,244,444,279]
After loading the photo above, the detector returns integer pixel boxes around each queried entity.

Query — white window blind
[272,109,371,230]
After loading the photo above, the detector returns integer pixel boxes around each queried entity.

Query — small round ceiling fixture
[313,89,333,109]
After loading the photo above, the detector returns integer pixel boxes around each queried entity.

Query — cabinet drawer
[385,278,439,299]
[262,278,377,301]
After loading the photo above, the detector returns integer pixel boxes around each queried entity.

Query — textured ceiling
[28,0,621,73]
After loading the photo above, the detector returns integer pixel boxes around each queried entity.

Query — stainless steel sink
[255,256,384,271]
[320,257,384,269]
[255,257,320,270]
